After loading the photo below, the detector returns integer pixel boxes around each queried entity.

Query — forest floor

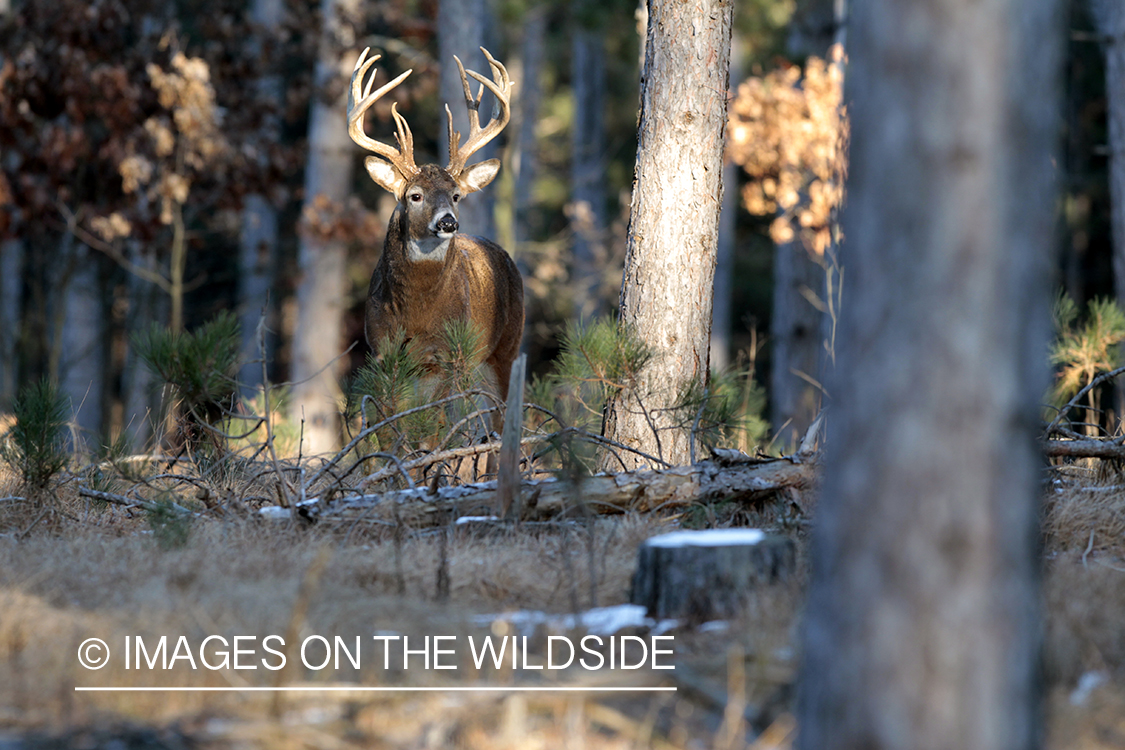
[0,458,1122,749]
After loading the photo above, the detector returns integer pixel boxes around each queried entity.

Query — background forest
[0,0,1120,454]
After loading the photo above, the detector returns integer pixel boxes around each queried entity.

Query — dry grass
[3,456,1125,747]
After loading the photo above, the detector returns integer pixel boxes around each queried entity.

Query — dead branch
[1043,436,1125,460]
[77,486,197,516]
[275,452,818,528]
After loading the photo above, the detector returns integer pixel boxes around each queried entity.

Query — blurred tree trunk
[770,242,823,446]
[59,243,107,451]
[1087,0,1125,424]
[238,0,284,394]
[123,241,163,450]
[788,0,840,58]
[438,0,495,240]
[601,0,733,470]
[512,4,546,250]
[797,0,1060,746]
[570,3,607,319]
[291,0,360,454]
[0,239,21,411]
[770,0,848,445]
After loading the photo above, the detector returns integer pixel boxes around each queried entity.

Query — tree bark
[631,531,796,620]
[290,0,359,454]
[601,0,733,470]
[711,38,743,375]
[570,6,608,319]
[438,0,495,241]
[796,0,1061,747]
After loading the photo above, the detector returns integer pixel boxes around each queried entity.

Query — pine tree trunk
[290,0,359,454]
[570,10,607,319]
[438,0,495,241]
[796,0,1061,745]
[711,38,742,375]
[601,0,733,471]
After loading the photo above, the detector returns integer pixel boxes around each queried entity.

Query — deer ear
[459,159,501,194]
[365,157,407,198]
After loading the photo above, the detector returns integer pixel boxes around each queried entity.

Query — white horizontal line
[75,686,677,693]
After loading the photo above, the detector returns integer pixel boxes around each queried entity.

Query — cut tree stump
[630,529,796,621]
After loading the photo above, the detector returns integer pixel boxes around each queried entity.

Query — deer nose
[434,214,458,235]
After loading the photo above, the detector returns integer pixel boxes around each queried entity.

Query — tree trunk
[1086,1,1125,425]
[59,243,106,452]
[438,0,495,241]
[711,38,743,375]
[570,8,608,319]
[796,0,1061,747]
[290,0,359,454]
[123,241,164,450]
[512,5,546,250]
[601,0,733,470]
[238,0,284,394]
[788,0,838,58]
[630,530,795,620]
[770,242,824,447]
[0,239,22,410]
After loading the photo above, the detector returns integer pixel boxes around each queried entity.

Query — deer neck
[384,203,454,264]
[380,206,461,295]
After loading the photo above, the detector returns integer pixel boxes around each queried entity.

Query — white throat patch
[407,236,452,262]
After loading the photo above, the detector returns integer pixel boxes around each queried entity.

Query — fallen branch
[267,451,818,528]
[1043,437,1125,461]
[78,486,197,517]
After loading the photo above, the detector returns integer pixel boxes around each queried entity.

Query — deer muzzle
[434,213,458,236]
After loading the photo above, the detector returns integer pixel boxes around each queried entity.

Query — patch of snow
[645,528,765,548]
[473,605,678,638]
[258,506,291,520]
[456,515,500,525]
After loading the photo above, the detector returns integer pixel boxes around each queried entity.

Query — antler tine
[347,47,418,178]
[446,47,513,177]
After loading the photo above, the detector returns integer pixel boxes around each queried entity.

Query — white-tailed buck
[348,46,524,403]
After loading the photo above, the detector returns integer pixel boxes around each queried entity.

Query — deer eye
[408,193,423,203]
[452,193,461,203]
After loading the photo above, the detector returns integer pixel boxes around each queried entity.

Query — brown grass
[2,458,1125,747]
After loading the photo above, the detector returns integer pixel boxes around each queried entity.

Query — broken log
[263,452,818,528]
[630,529,796,620]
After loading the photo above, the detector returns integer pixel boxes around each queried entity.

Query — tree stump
[630,529,796,621]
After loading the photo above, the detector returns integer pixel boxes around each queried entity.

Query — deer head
[347,46,512,210]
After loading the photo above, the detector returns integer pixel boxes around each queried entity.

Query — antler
[445,47,513,177]
[348,48,419,179]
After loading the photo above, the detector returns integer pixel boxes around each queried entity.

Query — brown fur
[364,165,524,401]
